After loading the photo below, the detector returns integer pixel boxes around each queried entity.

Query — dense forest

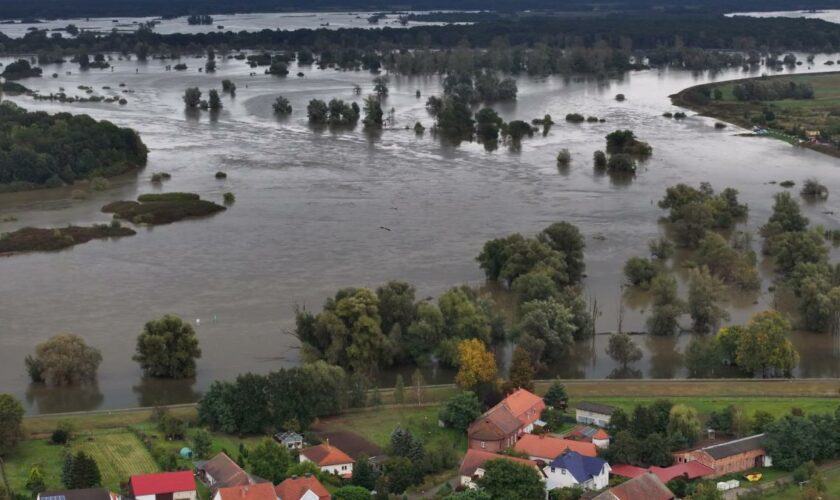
[0,0,837,19]
[0,102,147,190]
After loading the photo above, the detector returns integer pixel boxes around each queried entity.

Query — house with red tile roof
[212,483,277,500]
[611,460,714,484]
[129,471,197,500]
[274,475,330,500]
[592,472,675,500]
[672,434,771,478]
[299,443,354,478]
[564,425,611,448]
[514,434,597,462]
[467,388,546,451]
[458,448,542,488]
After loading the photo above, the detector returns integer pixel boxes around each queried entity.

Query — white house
[130,471,197,500]
[298,444,354,478]
[544,451,611,491]
[574,402,617,427]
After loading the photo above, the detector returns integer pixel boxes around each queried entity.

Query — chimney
[291,475,298,480]
[304,473,312,478]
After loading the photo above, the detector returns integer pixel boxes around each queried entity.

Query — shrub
[615,93,626,101]
[607,153,636,173]
[593,150,607,169]
[556,149,571,167]
[90,177,110,191]
[223,192,235,204]
[624,257,658,287]
[215,171,227,179]
[800,178,828,199]
[565,113,585,123]
[51,429,69,444]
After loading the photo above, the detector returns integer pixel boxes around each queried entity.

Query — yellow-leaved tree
[455,338,498,391]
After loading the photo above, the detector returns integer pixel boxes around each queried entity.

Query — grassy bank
[0,224,136,254]
[671,71,840,158]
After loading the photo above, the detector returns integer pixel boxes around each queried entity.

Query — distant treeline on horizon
[0,0,838,21]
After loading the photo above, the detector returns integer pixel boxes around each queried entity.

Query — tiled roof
[612,461,714,484]
[275,476,329,500]
[574,401,617,416]
[468,405,522,440]
[504,388,546,424]
[702,434,765,460]
[130,471,196,495]
[549,451,608,484]
[593,429,610,440]
[592,472,675,500]
[514,434,597,460]
[467,389,544,441]
[39,488,116,500]
[300,444,353,466]
[199,453,253,488]
[216,483,277,500]
[458,449,538,478]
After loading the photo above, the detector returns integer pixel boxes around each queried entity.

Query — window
[550,467,555,473]
[561,469,566,475]
[341,465,348,471]
[481,441,486,449]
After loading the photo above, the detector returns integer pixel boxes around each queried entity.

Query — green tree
[133,315,202,378]
[404,302,444,365]
[550,486,585,500]
[606,332,642,368]
[512,271,559,303]
[623,257,658,288]
[192,429,212,459]
[667,404,701,447]
[734,310,799,377]
[476,459,544,500]
[646,274,686,336]
[684,337,719,378]
[351,453,378,490]
[543,381,568,409]
[752,410,775,434]
[438,391,482,432]
[183,87,201,108]
[208,89,222,110]
[248,439,291,483]
[0,394,24,457]
[62,451,101,489]
[382,456,417,493]
[538,221,586,284]
[273,96,292,114]
[393,374,405,404]
[516,299,575,366]
[26,334,102,385]
[687,266,729,333]
[688,482,724,500]
[333,485,372,500]
[307,99,328,124]
[363,95,384,129]
[763,415,819,470]
[373,76,389,98]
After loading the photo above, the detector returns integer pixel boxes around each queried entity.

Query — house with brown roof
[458,448,542,488]
[299,443,354,478]
[592,472,675,500]
[514,434,597,462]
[467,388,546,451]
[672,434,771,478]
[564,425,610,448]
[196,452,259,492]
[212,483,277,500]
[275,475,330,500]
[611,460,714,484]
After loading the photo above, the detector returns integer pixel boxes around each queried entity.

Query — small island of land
[0,223,135,255]
[671,71,840,158]
[102,192,226,224]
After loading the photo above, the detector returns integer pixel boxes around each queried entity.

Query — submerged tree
[606,332,642,369]
[687,266,729,333]
[133,315,202,379]
[25,334,102,385]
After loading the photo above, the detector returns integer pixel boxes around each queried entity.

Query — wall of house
[320,463,353,477]
[575,410,611,427]
[300,491,321,500]
[692,450,768,478]
[468,437,507,452]
[544,465,609,491]
[136,494,156,500]
[173,491,196,500]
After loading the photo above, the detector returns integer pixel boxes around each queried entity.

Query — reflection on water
[1,49,840,414]
[26,383,103,414]
[133,378,201,408]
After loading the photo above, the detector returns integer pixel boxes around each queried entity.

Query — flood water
[1,49,839,414]
[0,11,457,38]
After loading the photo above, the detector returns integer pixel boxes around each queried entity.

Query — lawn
[314,405,466,452]
[568,396,839,419]
[760,464,840,499]
[73,430,159,490]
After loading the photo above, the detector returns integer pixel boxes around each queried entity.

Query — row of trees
[24,315,202,388]
[732,78,815,101]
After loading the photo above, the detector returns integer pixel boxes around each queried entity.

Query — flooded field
[1,50,839,413]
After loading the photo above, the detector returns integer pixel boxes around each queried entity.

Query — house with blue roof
[544,450,611,491]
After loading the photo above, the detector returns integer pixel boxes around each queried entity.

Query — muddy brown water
[1,51,840,414]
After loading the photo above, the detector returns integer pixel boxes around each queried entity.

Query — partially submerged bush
[556,149,571,167]
[801,178,828,199]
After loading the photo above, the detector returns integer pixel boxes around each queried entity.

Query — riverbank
[671,71,840,158]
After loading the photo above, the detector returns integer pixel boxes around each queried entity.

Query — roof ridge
[702,433,764,450]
